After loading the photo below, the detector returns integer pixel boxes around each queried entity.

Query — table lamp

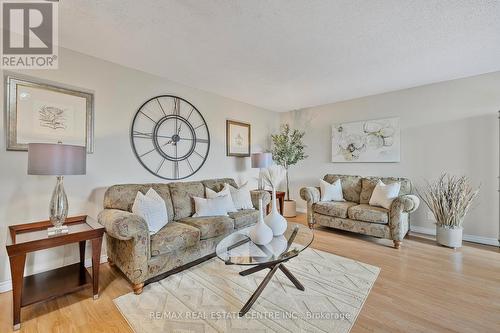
[251,152,272,190]
[28,143,86,234]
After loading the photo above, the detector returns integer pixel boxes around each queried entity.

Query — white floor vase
[264,188,287,236]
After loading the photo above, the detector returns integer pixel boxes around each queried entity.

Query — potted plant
[271,124,308,217]
[418,174,479,248]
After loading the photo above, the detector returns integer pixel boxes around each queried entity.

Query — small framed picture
[226,120,251,157]
[5,75,94,153]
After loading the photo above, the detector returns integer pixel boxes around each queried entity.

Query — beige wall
[281,72,500,243]
[0,48,280,286]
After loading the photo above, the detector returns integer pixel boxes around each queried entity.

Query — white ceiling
[60,0,500,112]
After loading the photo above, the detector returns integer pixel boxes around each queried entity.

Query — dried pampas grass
[417,174,479,229]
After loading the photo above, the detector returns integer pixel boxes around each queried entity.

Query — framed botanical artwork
[226,120,251,157]
[331,117,400,162]
[5,75,94,153]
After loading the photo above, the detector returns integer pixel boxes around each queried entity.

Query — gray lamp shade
[251,152,272,168]
[28,143,86,175]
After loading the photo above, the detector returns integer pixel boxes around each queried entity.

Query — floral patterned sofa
[300,174,419,248]
[98,178,270,294]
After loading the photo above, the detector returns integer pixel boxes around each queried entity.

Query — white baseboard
[410,225,499,247]
[0,255,108,293]
[0,280,13,293]
[297,208,499,247]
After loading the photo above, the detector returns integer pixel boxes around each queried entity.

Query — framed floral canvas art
[226,120,250,157]
[332,117,400,162]
[5,75,94,153]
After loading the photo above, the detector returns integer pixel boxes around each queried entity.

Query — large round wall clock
[131,95,210,180]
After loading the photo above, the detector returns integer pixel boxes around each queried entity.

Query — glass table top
[216,222,314,266]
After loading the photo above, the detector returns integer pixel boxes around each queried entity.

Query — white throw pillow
[320,179,345,202]
[132,188,169,234]
[369,181,401,209]
[193,196,229,217]
[206,185,237,213]
[226,182,254,210]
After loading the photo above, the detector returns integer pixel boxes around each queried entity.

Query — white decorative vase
[283,200,297,217]
[267,235,288,256]
[264,188,288,236]
[249,198,273,245]
[436,225,463,248]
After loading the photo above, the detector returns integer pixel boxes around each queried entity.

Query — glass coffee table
[216,222,314,316]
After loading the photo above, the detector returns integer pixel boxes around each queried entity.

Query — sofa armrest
[300,186,321,204]
[98,209,149,241]
[300,187,321,228]
[250,190,271,210]
[392,195,420,214]
[98,209,150,285]
[388,195,420,241]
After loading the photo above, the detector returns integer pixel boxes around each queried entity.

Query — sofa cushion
[228,209,259,229]
[202,178,238,192]
[360,177,411,204]
[103,184,174,221]
[323,175,362,203]
[314,201,358,218]
[150,222,200,257]
[178,216,234,240]
[348,204,389,224]
[168,181,205,220]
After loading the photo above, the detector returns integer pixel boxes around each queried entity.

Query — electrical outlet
[427,212,435,221]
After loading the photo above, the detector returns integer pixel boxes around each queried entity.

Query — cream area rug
[114,248,380,333]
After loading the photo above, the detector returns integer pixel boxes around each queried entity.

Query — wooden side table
[265,190,285,214]
[5,215,104,331]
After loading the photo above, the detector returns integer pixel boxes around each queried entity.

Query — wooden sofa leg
[308,223,314,230]
[132,283,144,295]
[393,240,402,249]
[107,257,114,266]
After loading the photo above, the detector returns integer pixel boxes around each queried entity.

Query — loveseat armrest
[250,190,271,210]
[388,195,420,244]
[392,195,420,214]
[300,186,321,204]
[300,187,321,228]
[98,209,149,241]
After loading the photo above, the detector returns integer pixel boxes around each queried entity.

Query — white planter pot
[436,225,463,248]
[283,200,297,217]
[264,188,287,236]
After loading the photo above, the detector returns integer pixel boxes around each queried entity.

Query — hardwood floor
[1,214,499,332]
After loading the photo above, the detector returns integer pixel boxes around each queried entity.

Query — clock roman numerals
[132,131,152,138]
[157,99,167,116]
[173,98,180,116]
[131,95,210,180]
[173,161,179,179]
[156,158,166,173]
[186,158,194,173]
[194,123,206,130]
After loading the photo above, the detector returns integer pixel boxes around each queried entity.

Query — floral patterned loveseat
[300,174,419,248]
[98,178,270,294]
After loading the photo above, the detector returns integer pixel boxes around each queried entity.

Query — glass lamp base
[47,225,69,237]
[49,176,69,230]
